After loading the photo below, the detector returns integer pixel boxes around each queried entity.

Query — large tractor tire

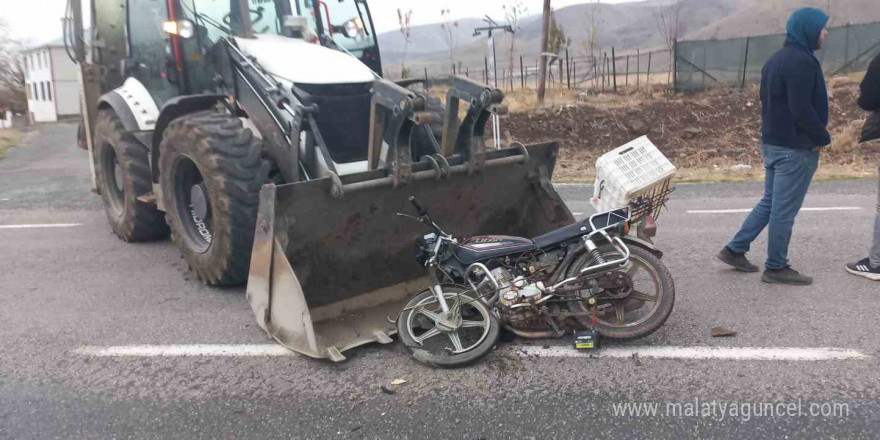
[158,110,269,286]
[93,110,169,242]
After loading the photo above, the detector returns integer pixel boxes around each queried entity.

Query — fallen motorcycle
[396,137,676,368]
[396,191,675,368]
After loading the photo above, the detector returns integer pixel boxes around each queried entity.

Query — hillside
[377,0,880,76]
[686,0,880,40]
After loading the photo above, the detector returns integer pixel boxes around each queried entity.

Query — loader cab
[293,0,383,75]
[169,0,381,87]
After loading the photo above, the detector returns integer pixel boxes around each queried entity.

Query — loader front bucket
[246,141,574,361]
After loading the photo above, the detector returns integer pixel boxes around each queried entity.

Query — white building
[23,41,81,123]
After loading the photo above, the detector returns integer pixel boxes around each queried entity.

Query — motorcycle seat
[531,208,629,249]
[531,220,593,249]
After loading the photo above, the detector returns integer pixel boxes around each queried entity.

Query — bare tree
[397,8,413,78]
[547,9,570,55]
[503,1,527,89]
[653,0,684,84]
[579,1,601,88]
[440,8,459,74]
[0,19,26,113]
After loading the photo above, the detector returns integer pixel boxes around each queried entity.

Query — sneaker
[846,258,880,281]
[717,246,760,272]
[762,266,813,285]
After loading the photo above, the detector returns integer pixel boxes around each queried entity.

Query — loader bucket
[246,141,574,361]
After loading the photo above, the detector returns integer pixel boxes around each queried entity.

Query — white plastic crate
[590,136,676,213]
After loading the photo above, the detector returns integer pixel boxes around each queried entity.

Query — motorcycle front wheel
[397,285,500,368]
[567,244,675,341]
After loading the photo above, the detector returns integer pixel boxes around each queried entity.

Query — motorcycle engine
[492,267,547,330]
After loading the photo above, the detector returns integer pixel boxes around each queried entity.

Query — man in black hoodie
[717,7,830,285]
[845,53,880,280]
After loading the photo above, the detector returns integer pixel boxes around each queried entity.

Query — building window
[40,82,45,101]
[47,82,52,101]
[26,83,31,100]
[32,83,38,101]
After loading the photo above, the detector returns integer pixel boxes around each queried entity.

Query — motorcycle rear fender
[622,235,663,259]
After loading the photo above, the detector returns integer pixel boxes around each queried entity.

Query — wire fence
[389,48,674,93]
[675,20,880,92]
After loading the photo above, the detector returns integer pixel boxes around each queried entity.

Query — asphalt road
[2,123,880,439]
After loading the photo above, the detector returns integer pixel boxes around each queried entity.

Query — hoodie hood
[785,7,830,51]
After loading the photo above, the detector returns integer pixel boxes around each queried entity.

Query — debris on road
[712,326,738,337]
[390,379,407,385]
[632,352,642,366]
[380,385,396,395]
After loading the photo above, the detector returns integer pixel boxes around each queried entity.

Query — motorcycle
[395,195,675,368]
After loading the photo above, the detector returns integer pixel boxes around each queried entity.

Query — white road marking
[75,343,869,361]
[514,345,869,361]
[74,344,295,357]
[687,207,861,214]
[0,223,83,229]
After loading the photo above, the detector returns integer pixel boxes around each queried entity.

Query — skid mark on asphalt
[687,207,861,214]
[0,223,83,229]
[515,346,869,361]
[74,344,870,361]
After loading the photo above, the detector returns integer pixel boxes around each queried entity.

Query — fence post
[603,52,607,92]
[844,23,851,73]
[520,56,525,88]
[559,59,564,88]
[535,60,539,87]
[701,45,707,90]
[424,68,428,83]
[453,64,456,75]
[626,55,630,87]
[612,47,617,92]
[740,37,750,88]
[565,48,571,89]
[647,51,652,85]
[636,49,641,87]
[673,39,678,92]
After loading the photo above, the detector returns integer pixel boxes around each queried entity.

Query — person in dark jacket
[717,7,830,285]
[845,53,880,280]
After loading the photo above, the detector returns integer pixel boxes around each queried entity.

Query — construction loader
[69,0,575,361]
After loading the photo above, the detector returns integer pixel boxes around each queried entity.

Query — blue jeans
[727,144,820,269]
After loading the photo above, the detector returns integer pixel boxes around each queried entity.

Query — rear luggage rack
[629,178,675,223]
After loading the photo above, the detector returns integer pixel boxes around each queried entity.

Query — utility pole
[537,0,551,104]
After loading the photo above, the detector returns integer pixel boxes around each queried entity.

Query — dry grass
[0,129,21,160]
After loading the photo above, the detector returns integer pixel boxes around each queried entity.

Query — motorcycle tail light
[617,221,631,236]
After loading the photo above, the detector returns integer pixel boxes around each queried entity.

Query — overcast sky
[0,0,640,45]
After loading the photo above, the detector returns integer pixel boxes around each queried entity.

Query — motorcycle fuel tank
[454,235,537,264]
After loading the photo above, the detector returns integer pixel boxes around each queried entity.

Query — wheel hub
[190,183,209,220]
[113,160,124,193]
[435,313,463,332]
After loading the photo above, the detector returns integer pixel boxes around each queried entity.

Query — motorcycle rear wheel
[567,245,675,341]
[397,285,500,368]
